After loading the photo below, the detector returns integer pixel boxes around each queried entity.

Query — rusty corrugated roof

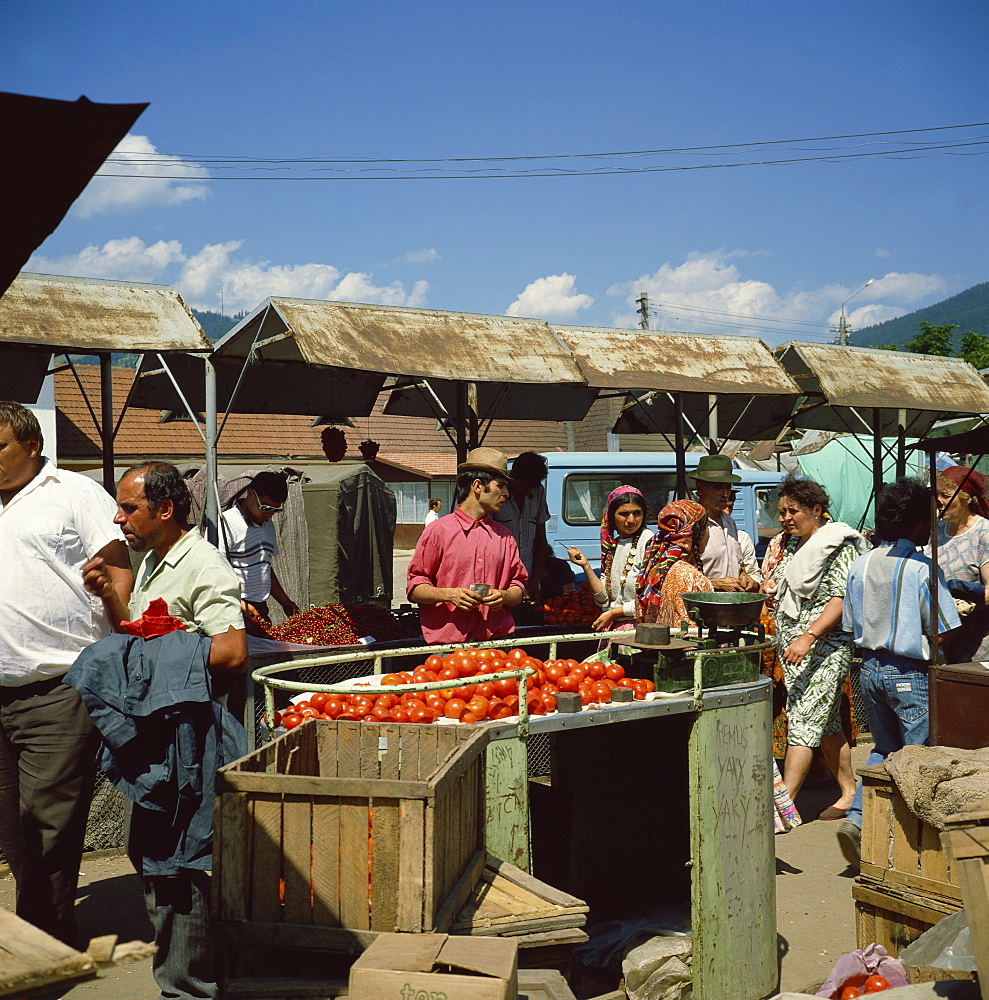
[776,342,989,414]
[214,298,587,384]
[554,326,800,394]
[0,272,212,353]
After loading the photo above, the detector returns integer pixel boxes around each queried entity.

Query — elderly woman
[638,499,714,626]
[766,474,869,816]
[568,486,653,632]
[934,465,989,662]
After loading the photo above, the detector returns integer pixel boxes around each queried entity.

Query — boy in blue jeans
[839,478,960,867]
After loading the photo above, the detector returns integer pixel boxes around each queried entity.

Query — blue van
[541,452,784,573]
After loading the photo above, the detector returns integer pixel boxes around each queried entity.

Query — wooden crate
[859,762,961,902]
[942,798,989,987]
[0,906,96,997]
[853,877,961,956]
[214,719,489,948]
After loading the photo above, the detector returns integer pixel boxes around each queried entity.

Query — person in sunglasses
[220,471,299,626]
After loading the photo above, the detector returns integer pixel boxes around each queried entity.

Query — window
[392,482,429,523]
[562,473,678,525]
[431,480,455,515]
[755,485,782,543]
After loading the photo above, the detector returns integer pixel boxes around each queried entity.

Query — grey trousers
[0,677,97,946]
[144,870,218,1000]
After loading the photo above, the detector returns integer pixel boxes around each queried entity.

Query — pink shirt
[407,506,528,644]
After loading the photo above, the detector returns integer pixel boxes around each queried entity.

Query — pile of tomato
[274,647,656,730]
[542,584,599,626]
[836,974,892,996]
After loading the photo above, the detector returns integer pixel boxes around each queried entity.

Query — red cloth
[407,506,528,643]
[940,465,989,517]
[119,597,188,638]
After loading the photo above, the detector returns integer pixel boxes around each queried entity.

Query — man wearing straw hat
[688,454,758,593]
[407,447,528,643]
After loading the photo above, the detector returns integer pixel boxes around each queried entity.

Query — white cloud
[875,249,890,258]
[395,249,440,264]
[27,237,186,282]
[27,237,432,314]
[606,251,947,345]
[72,134,209,217]
[506,273,593,320]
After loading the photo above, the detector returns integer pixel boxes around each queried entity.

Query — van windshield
[563,473,678,525]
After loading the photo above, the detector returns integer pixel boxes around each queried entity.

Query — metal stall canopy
[554,325,801,490]
[0,93,147,297]
[302,464,397,606]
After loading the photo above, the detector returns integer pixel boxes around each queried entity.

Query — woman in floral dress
[767,474,869,817]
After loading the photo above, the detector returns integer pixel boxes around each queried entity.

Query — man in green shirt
[83,461,246,1000]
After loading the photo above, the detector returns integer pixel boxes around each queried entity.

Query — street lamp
[835,278,875,346]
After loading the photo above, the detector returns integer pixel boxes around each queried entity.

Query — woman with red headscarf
[935,465,989,662]
[638,499,714,626]
[567,486,653,632]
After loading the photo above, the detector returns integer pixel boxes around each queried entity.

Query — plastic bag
[816,943,909,997]
[623,936,692,1000]
[898,908,977,972]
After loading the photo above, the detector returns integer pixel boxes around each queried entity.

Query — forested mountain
[853,282,989,350]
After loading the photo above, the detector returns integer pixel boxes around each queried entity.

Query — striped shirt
[491,484,550,575]
[219,503,277,602]
[843,539,960,662]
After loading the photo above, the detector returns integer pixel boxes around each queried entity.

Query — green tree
[960,330,989,371]
[904,321,956,356]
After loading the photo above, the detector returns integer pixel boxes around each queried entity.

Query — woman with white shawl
[764,473,870,817]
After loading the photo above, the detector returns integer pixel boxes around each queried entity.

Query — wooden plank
[358,722,380,779]
[218,791,250,922]
[218,770,431,799]
[432,847,487,933]
[311,796,341,928]
[862,784,893,871]
[369,799,399,931]
[282,796,313,925]
[397,725,420,780]
[337,796,370,930]
[396,798,426,931]
[315,722,339,778]
[484,738,531,871]
[414,726,441,778]
[920,819,953,889]
[489,857,587,909]
[422,785,437,925]
[215,918,377,953]
[943,824,989,861]
[430,729,490,799]
[224,974,349,998]
[892,789,921,877]
[858,862,963,902]
[250,793,284,923]
[378,724,400,780]
[336,721,362,780]
[852,879,960,922]
[954,856,989,987]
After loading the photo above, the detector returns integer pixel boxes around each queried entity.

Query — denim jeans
[846,649,929,828]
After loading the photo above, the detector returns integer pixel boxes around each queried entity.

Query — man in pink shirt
[407,448,527,643]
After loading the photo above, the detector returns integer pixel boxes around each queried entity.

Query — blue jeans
[846,650,929,827]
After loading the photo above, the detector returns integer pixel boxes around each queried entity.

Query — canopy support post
[455,381,468,465]
[873,406,883,526]
[675,393,687,499]
[896,408,907,478]
[467,381,480,451]
[99,353,114,495]
[204,356,219,546]
[708,394,718,454]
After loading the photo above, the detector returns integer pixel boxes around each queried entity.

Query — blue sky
[3,0,987,344]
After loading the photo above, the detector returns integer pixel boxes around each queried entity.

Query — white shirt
[220,503,277,601]
[424,510,440,525]
[701,512,743,579]
[737,528,762,583]
[0,460,121,684]
[594,529,654,618]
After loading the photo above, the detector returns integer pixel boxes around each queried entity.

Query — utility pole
[637,293,649,330]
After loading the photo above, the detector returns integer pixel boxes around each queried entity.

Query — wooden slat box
[942,798,989,987]
[853,877,960,957]
[0,906,97,997]
[859,762,961,902]
[214,719,489,944]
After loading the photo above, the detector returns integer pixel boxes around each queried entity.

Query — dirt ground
[0,740,871,999]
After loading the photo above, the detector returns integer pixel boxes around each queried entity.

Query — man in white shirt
[220,471,299,625]
[424,497,442,525]
[0,401,132,945]
[688,454,758,593]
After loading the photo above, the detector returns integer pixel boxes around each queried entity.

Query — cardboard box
[349,932,518,1000]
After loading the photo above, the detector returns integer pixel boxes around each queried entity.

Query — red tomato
[452,684,477,701]
[489,701,513,720]
[542,693,557,712]
[492,677,517,697]
[362,714,377,722]
[444,698,468,719]
[617,677,636,689]
[839,989,863,999]
[526,695,546,716]
[467,696,489,720]
[456,657,479,677]
[569,664,588,681]
[605,664,625,681]
[542,683,559,696]
[269,710,282,727]
[475,649,494,662]
[412,668,437,684]
[631,679,649,700]
[380,673,402,686]
[299,706,320,719]
[458,709,478,725]
[507,648,527,662]
[310,692,329,711]
[592,681,612,703]
[425,654,444,671]
[864,975,891,993]
[438,665,460,681]
[408,707,433,724]
[282,712,303,730]
[545,663,567,684]
[476,681,495,699]
[558,674,579,693]
[586,661,607,681]
[396,672,413,683]
[293,700,311,711]
[372,705,390,721]
[338,710,360,721]
[391,708,409,724]
[578,684,594,706]
[503,695,520,710]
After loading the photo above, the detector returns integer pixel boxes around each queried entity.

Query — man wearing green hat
[688,455,758,593]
